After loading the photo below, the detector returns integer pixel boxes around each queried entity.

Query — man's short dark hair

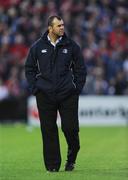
[48,15,62,27]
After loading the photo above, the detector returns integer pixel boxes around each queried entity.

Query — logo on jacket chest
[62,49,68,54]
[41,48,68,54]
[41,49,47,53]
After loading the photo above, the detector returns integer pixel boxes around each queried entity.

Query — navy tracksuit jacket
[25,31,87,100]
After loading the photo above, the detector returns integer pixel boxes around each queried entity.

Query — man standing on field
[25,15,87,172]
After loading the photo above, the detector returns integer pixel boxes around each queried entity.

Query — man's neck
[48,33,59,44]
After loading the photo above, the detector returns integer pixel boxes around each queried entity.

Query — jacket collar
[41,31,71,46]
[47,35,62,47]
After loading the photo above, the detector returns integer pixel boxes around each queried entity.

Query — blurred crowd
[0,0,128,100]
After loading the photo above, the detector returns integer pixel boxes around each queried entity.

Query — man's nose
[60,25,64,28]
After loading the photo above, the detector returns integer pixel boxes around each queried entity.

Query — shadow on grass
[61,167,128,178]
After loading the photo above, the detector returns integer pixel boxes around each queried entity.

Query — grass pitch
[0,124,128,180]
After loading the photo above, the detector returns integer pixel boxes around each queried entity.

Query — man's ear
[48,26,52,32]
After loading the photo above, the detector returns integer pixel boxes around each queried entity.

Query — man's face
[50,18,64,37]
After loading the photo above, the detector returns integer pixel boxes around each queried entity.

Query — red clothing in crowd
[0,0,21,9]
[108,29,127,50]
[9,44,28,62]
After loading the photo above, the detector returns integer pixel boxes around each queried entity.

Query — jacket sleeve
[25,46,38,95]
[72,42,87,94]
